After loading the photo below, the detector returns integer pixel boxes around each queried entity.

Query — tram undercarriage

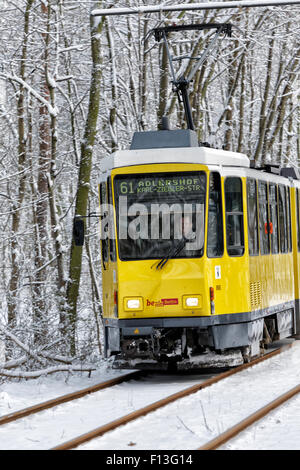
[113,327,246,370]
[107,308,295,370]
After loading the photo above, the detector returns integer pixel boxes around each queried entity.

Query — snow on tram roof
[100,146,250,172]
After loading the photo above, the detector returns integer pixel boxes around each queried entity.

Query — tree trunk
[32,0,51,345]
[65,7,105,356]
[7,0,34,327]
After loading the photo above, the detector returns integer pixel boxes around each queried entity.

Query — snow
[0,340,300,450]
[0,362,119,415]
[223,394,300,450]
[78,340,300,450]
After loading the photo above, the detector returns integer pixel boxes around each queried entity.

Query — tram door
[206,172,224,314]
[99,177,118,319]
[208,173,249,315]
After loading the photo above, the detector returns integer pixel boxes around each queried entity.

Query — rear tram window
[247,178,259,256]
[278,185,288,253]
[225,177,244,256]
[269,184,279,254]
[207,172,223,258]
[258,181,270,255]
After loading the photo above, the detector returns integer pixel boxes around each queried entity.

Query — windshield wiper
[153,237,188,270]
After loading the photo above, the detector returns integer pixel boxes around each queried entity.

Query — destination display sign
[114,173,206,196]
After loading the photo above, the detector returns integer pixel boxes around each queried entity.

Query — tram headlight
[124,297,143,311]
[127,299,140,309]
[186,297,199,307]
[183,295,202,309]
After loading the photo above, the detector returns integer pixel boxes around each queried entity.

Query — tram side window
[225,177,244,256]
[207,172,223,258]
[247,178,259,256]
[278,185,288,253]
[258,181,270,255]
[100,182,109,267]
[297,189,300,252]
[107,177,117,262]
[286,187,292,252]
[269,184,279,254]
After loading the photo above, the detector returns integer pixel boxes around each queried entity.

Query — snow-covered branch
[92,1,300,17]
[3,73,58,117]
[0,365,96,378]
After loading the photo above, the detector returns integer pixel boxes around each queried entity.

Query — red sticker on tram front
[161,298,179,306]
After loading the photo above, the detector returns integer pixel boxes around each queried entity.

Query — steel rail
[52,343,294,450]
[199,382,300,450]
[92,1,300,17]
[0,370,143,426]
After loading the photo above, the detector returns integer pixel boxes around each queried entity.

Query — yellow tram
[98,128,300,370]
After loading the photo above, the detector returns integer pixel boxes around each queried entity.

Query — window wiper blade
[154,237,188,270]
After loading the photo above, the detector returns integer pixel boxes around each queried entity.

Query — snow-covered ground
[1,339,300,450]
[0,362,213,450]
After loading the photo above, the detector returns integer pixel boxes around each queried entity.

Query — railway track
[0,366,212,450]
[199,381,300,450]
[52,343,295,450]
[1,342,297,450]
[0,370,143,426]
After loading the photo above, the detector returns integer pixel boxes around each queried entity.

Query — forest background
[0,0,299,377]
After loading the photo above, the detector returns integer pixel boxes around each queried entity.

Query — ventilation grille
[250,281,262,309]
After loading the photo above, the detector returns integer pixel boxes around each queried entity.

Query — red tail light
[210,287,214,302]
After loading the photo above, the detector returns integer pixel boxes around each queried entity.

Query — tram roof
[100,146,250,172]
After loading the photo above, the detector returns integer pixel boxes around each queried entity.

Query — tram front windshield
[114,172,206,261]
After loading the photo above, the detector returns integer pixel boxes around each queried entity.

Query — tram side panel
[248,176,296,344]
[291,187,300,335]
